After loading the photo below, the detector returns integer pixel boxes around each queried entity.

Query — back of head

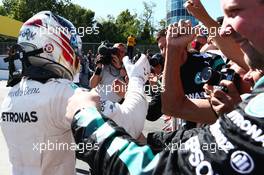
[15,11,82,82]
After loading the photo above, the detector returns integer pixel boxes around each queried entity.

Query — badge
[230,151,254,174]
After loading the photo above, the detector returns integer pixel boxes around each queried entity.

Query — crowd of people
[1,0,264,174]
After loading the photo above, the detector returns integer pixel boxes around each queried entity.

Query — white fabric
[0,78,76,175]
[123,54,151,83]
[101,77,148,138]
[102,55,150,138]
[95,65,123,103]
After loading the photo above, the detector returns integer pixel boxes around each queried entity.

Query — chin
[243,46,264,70]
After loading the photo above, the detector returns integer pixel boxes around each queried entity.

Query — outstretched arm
[100,55,150,138]
[68,96,248,175]
[161,22,217,124]
[184,0,249,71]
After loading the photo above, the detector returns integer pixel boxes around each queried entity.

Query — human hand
[184,0,210,23]
[123,54,150,83]
[66,89,101,119]
[204,80,242,115]
[111,54,122,69]
[120,67,127,77]
[166,20,195,49]
[149,73,158,87]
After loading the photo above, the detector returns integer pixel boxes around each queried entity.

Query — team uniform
[0,78,76,175]
[0,10,150,175]
[71,77,264,175]
[0,11,82,175]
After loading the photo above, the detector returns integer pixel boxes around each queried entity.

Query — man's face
[220,0,264,70]
[158,37,166,58]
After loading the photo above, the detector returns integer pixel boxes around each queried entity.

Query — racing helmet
[17,11,81,80]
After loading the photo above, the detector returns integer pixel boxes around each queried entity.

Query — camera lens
[149,58,159,67]
[201,67,222,85]
[201,67,213,83]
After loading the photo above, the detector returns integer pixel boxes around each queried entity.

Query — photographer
[147,28,225,127]
[89,42,126,102]
[145,53,164,122]
[67,1,264,174]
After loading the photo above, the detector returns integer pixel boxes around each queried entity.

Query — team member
[0,11,83,175]
[0,11,150,175]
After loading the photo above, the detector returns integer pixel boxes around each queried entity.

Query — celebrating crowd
[1,0,264,174]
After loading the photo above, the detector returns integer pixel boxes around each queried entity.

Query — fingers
[212,89,230,103]
[203,84,214,95]
[166,20,196,48]
[210,96,226,115]
[184,0,193,9]
[167,20,194,38]
[219,80,242,104]
[208,80,242,115]
[219,80,238,94]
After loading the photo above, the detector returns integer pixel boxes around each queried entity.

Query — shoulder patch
[245,93,264,118]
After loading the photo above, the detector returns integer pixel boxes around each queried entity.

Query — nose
[220,25,234,38]
[219,17,233,37]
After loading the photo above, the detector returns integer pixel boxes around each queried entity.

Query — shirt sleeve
[71,107,218,175]
[72,90,264,175]
[101,77,148,138]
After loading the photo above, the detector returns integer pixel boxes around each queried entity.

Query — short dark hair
[156,29,166,42]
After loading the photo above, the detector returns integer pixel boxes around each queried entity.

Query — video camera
[4,44,43,87]
[200,67,240,92]
[97,41,119,65]
[149,53,164,67]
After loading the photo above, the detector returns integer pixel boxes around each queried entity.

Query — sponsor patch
[209,121,234,153]
[230,151,254,174]
[1,111,38,123]
[44,43,54,53]
[227,111,264,147]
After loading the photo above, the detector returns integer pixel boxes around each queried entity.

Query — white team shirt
[0,78,76,175]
